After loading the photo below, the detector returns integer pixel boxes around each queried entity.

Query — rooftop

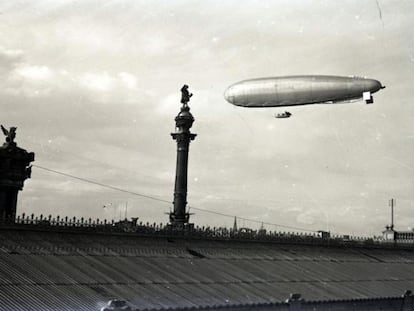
[1,218,414,310]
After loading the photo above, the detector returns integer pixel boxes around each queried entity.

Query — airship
[224,75,385,108]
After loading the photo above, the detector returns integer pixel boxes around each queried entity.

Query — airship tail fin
[363,91,373,104]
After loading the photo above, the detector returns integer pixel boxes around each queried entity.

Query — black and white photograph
[0,1,414,310]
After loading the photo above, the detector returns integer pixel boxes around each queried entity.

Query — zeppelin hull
[224,75,384,107]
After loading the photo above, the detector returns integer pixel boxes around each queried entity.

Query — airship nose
[366,79,384,93]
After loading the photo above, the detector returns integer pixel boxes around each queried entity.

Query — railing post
[286,293,303,311]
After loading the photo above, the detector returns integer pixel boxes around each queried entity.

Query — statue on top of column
[1,125,17,144]
[180,84,193,107]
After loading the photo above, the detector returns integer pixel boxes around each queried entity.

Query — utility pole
[389,198,395,230]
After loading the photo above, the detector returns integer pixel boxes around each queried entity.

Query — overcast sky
[1,0,413,235]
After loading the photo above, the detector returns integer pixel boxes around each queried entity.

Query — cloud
[0,46,23,69]
[2,62,146,103]
[118,72,138,90]
[5,63,54,97]
[77,71,147,104]
[0,47,56,97]
[79,72,114,92]
[14,65,52,80]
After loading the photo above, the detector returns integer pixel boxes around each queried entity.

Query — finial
[1,125,17,144]
[180,84,193,107]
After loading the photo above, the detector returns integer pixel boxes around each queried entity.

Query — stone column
[169,87,196,227]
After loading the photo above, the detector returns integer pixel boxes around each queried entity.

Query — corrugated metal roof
[1,227,414,310]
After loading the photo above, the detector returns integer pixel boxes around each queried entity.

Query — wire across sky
[32,164,318,233]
